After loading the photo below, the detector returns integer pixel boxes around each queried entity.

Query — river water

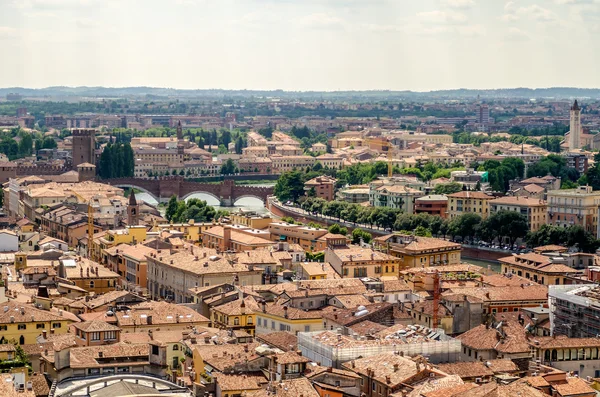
[462,258,502,274]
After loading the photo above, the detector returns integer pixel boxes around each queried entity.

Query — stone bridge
[103,177,274,205]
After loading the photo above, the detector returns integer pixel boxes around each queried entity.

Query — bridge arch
[55,374,185,396]
[181,191,221,204]
[233,194,267,205]
[111,184,160,203]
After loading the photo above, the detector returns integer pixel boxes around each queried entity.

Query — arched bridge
[103,177,273,205]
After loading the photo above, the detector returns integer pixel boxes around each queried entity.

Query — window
[152,345,159,355]
[247,317,253,325]
[36,324,45,329]
[18,324,26,330]
[258,318,262,326]
[0,326,6,331]
[304,325,310,332]
[89,281,95,288]
[90,332,100,341]
[105,331,116,340]
[234,317,240,326]
[173,345,179,351]
[52,323,62,328]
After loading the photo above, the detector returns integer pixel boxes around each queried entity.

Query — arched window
[551,349,558,361]
[247,317,253,325]
[173,345,179,351]
[234,317,240,326]
[544,350,550,362]
[19,335,24,345]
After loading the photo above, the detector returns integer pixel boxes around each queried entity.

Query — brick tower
[127,190,139,226]
[72,129,96,168]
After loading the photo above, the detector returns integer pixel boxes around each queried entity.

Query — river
[462,258,502,274]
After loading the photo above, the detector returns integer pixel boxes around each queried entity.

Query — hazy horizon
[1,0,599,91]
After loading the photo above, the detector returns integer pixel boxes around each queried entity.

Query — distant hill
[1,86,599,100]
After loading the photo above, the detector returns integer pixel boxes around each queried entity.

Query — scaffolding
[298,327,461,368]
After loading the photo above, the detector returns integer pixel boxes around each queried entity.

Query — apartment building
[304,175,336,201]
[271,155,316,173]
[547,186,600,235]
[268,222,349,252]
[489,196,548,232]
[201,225,274,252]
[414,194,448,218]
[374,233,461,268]
[58,256,120,294]
[315,154,344,169]
[447,191,495,219]
[499,252,579,285]
[0,301,75,345]
[325,245,402,278]
[146,245,263,303]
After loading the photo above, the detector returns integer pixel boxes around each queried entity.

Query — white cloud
[555,0,600,4]
[416,10,468,24]
[297,13,345,28]
[516,4,558,22]
[442,0,476,9]
[506,26,530,39]
[457,24,485,36]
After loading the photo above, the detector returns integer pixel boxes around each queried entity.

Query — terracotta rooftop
[72,320,120,333]
[255,332,298,351]
[115,301,209,327]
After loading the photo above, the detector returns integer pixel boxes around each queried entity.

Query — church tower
[127,190,139,226]
[569,100,581,150]
[177,120,183,141]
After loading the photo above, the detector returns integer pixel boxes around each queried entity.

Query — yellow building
[150,330,187,380]
[489,196,548,232]
[210,296,259,335]
[547,185,600,235]
[229,212,273,230]
[59,256,120,294]
[324,245,403,278]
[255,302,324,335]
[499,252,579,285]
[447,191,495,219]
[0,302,75,345]
[153,220,216,242]
[374,234,462,269]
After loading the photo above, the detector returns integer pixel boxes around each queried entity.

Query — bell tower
[569,100,581,150]
[127,190,139,226]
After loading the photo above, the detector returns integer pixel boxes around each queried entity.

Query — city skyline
[1,0,600,91]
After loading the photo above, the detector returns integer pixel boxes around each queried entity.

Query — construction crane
[364,137,395,178]
[87,201,94,259]
[432,270,440,329]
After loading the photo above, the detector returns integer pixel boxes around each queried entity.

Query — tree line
[98,143,134,179]
[165,196,229,223]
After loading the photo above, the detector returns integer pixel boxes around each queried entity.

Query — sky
[0,0,599,91]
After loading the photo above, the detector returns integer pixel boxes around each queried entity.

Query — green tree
[166,195,179,222]
[478,210,528,246]
[433,183,463,195]
[235,136,244,154]
[351,228,372,244]
[448,213,481,240]
[274,170,305,202]
[221,158,236,175]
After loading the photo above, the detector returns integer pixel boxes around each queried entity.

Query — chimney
[42,330,47,339]
[393,363,399,372]
[86,267,90,277]
[223,226,231,251]
[147,315,153,325]
[284,306,288,319]
[262,301,266,313]
[385,375,391,384]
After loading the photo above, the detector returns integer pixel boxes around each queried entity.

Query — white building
[0,230,18,252]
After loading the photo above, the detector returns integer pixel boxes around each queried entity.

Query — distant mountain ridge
[1,86,599,99]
